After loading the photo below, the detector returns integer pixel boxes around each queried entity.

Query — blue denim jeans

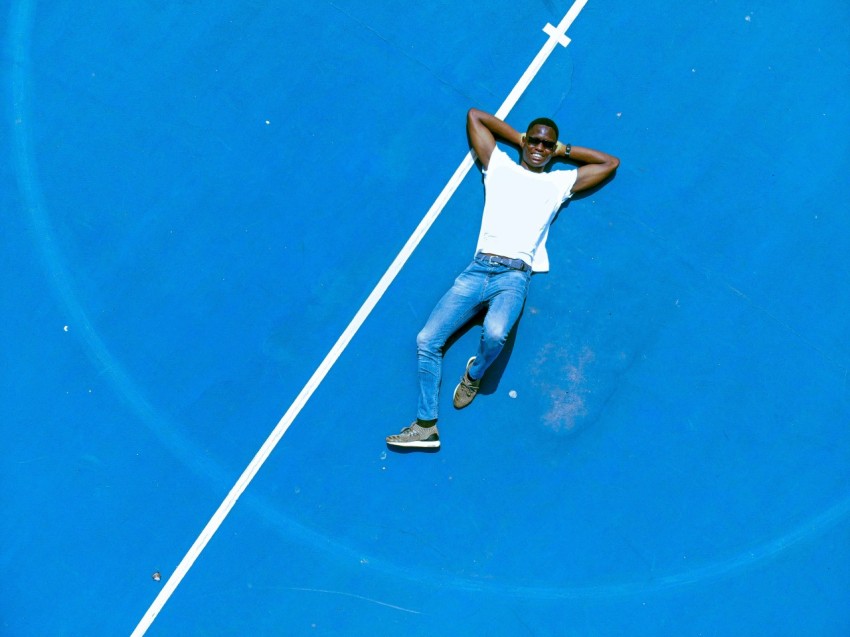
[416,254,532,421]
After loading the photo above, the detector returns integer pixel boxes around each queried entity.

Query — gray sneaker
[453,356,480,409]
[386,422,440,449]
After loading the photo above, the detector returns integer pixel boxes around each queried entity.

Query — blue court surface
[3,0,849,635]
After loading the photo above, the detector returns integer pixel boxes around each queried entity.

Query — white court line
[131,2,586,634]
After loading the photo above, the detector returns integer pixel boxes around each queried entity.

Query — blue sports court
[3,1,849,634]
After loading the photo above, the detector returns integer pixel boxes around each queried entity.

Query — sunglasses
[526,136,556,150]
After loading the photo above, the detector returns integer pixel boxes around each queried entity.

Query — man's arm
[561,144,620,194]
[467,108,521,169]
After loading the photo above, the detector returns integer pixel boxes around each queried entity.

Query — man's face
[521,124,558,172]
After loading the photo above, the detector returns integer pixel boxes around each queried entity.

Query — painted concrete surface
[3,0,849,634]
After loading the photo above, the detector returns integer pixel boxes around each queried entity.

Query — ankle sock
[417,418,437,428]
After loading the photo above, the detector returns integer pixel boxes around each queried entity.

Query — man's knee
[482,323,511,349]
[416,327,440,352]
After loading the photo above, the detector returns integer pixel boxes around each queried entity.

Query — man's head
[521,118,559,172]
